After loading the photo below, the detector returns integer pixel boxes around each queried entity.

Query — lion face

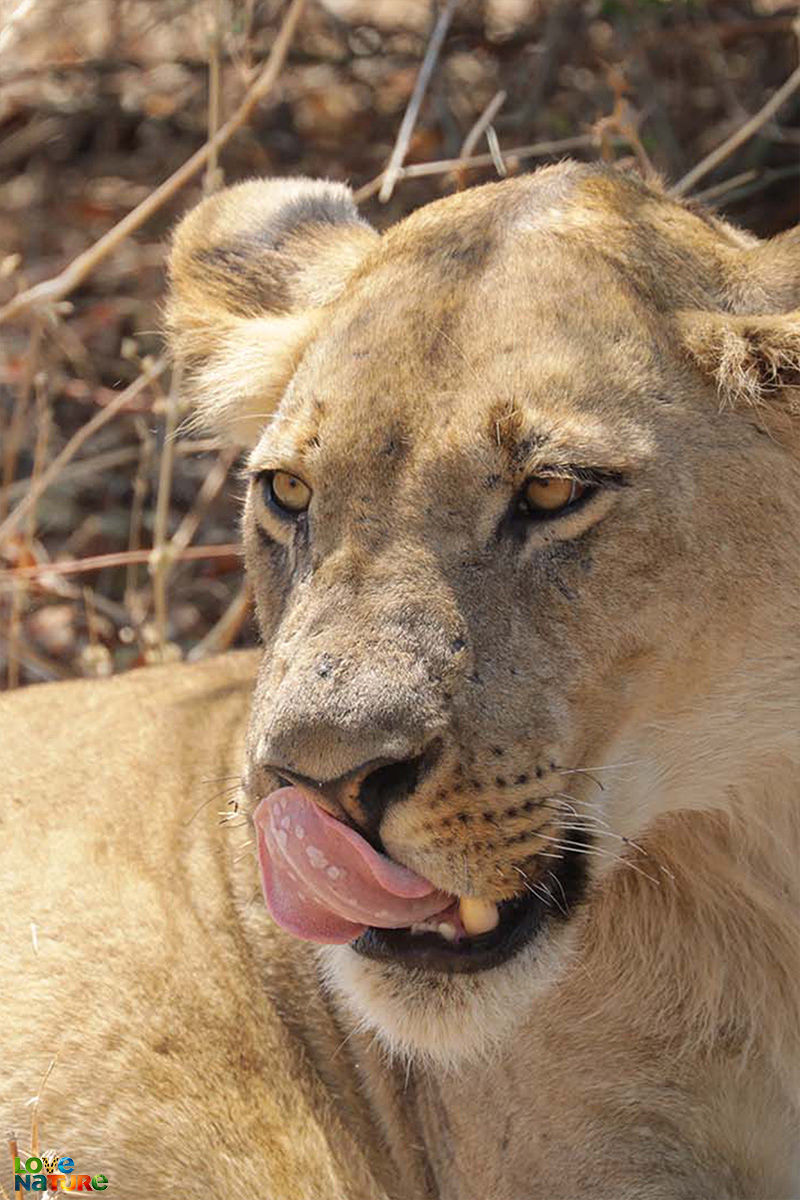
[168,165,800,1064]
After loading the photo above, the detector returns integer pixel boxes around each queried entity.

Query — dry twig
[355,134,606,203]
[0,0,309,325]
[124,419,155,613]
[485,126,507,178]
[188,580,252,661]
[691,168,759,204]
[672,54,800,196]
[456,89,507,187]
[170,446,240,559]
[149,363,183,654]
[5,371,52,689]
[459,89,507,162]
[378,0,460,203]
[0,543,241,587]
[0,357,167,546]
[5,583,23,689]
[204,0,225,194]
[0,318,43,523]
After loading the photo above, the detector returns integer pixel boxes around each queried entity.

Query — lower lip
[352,840,590,974]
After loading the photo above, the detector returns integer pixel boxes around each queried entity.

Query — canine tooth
[458,896,500,936]
[437,922,457,942]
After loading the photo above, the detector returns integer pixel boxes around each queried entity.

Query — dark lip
[352,836,590,975]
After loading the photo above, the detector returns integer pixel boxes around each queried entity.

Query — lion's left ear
[677,224,800,418]
[678,310,800,416]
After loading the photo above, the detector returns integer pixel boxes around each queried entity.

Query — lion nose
[266,750,437,838]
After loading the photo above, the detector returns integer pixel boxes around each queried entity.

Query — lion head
[167,164,800,1066]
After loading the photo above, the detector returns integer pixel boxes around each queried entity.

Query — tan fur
[3,164,800,1197]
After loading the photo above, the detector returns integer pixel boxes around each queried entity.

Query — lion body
[4,164,800,1197]
[3,656,799,1198]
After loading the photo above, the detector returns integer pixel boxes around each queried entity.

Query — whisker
[536,879,566,916]
[554,766,605,792]
[185,784,242,826]
[526,832,661,886]
[550,790,609,817]
[558,822,641,850]
[511,864,557,910]
[557,760,643,774]
[546,869,569,913]
[332,1015,371,1061]
[219,815,249,829]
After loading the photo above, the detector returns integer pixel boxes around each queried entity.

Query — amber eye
[265,470,312,514]
[521,476,586,516]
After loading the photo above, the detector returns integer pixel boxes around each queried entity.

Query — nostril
[358,739,442,817]
[263,740,444,838]
[359,755,424,812]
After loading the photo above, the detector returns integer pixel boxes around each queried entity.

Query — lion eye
[521,476,585,515]
[266,471,312,515]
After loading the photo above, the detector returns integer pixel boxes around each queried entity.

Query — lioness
[3,163,800,1199]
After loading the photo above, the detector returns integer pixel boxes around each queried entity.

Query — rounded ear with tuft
[166,178,378,445]
[678,310,800,420]
[678,223,800,425]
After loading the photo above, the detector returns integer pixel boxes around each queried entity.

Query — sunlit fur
[317,922,581,1071]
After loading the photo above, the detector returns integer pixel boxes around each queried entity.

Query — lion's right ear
[166,178,378,444]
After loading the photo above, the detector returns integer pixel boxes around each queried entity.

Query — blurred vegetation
[0,0,798,687]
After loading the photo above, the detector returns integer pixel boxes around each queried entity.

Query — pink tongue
[254,787,451,944]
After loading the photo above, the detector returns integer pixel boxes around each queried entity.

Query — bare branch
[672,56,800,197]
[149,363,183,653]
[0,543,241,586]
[204,0,225,194]
[0,0,308,325]
[378,0,459,203]
[486,126,507,177]
[188,580,252,661]
[690,168,758,204]
[0,357,167,546]
[354,134,604,203]
[459,88,507,163]
[0,317,43,522]
[170,447,239,559]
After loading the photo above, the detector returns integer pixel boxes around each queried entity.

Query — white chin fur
[316,923,577,1071]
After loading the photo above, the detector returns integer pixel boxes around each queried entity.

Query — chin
[317,919,580,1071]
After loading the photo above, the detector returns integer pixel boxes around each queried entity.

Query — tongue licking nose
[254,787,452,944]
